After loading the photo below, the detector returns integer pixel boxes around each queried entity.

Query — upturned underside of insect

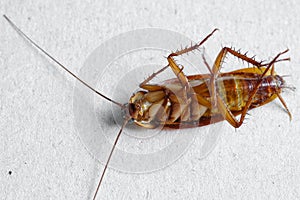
[4,15,292,200]
[127,66,289,129]
[126,33,291,129]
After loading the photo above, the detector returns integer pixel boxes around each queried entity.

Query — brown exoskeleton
[4,15,292,200]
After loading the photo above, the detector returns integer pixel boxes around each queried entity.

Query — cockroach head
[126,91,147,120]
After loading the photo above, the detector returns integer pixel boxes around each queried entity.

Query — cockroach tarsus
[4,15,292,200]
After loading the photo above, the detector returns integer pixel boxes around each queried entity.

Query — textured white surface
[1,0,300,200]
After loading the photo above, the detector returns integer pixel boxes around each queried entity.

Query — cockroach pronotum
[4,15,292,200]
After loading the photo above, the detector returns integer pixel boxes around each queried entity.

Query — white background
[1,0,300,200]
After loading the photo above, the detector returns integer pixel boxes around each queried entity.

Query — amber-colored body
[128,30,291,129]
[4,17,291,200]
[128,67,288,129]
[106,31,291,199]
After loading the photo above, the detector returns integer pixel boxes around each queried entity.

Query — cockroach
[4,15,292,200]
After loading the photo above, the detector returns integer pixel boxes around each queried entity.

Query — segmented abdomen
[217,75,283,111]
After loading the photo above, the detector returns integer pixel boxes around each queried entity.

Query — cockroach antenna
[3,15,132,200]
[3,14,125,109]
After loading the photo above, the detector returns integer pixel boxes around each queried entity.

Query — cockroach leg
[139,65,169,88]
[138,65,169,92]
[140,29,218,101]
[234,50,290,127]
[201,53,213,75]
[140,84,164,91]
[174,28,218,56]
[209,47,265,108]
[166,29,218,84]
[166,28,219,87]
[266,51,292,120]
[167,54,190,88]
[212,47,266,75]
[166,54,208,120]
[213,49,290,128]
[277,93,292,120]
[140,29,218,90]
[161,30,219,116]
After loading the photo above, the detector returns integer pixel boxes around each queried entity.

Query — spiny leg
[204,47,284,124]
[166,53,212,119]
[270,61,292,120]
[214,47,290,71]
[210,47,290,84]
[139,64,169,89]
[233,49,289,127]
[212,47,266,75]
[277,93,292,120]
[166,29,219,86]
[167,54,190,88]
[167,32,211,83]
[140,29,218,90]
[208,46,289,127]
[208,47,267,110]
[216,49,289,128]
[269,64,292,120]
[163,29,219,118]
[139,29,218,113]
[174,28,218,56]
[203,47,268,126]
